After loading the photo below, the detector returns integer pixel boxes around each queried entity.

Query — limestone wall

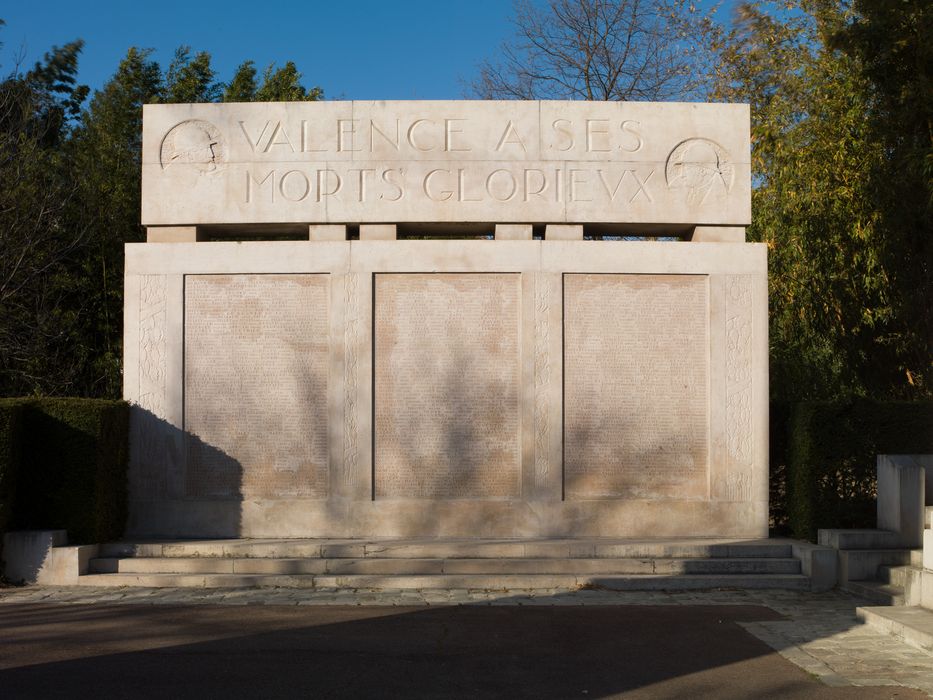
[123,239,768,538]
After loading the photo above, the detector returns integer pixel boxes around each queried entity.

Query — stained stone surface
[564,274,709,499]
[374,273,521,499]
[184,274,329,499]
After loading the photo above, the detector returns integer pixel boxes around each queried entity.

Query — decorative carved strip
[534,275,551,486]
[723,275,753,500]
[138,275,167,416]
[343,273,359,488]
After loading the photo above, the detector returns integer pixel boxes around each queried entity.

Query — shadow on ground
[0,601,925,699]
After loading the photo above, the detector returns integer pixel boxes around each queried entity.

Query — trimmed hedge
[0,398,129,545]
[786,398,933,541]
[0,401,25,542]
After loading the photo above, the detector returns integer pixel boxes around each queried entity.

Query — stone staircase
[852,507,933,653]
[819,527,923,605]
[73,538,816,591]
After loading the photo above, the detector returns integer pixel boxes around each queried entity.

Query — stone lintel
[147,226,200,243]
[545,225,583,241]
[495,225,533,241]
[690,226,746,243]
[309,224,348,241]
[360,224,397,241]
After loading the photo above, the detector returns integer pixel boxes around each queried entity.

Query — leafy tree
[472,0,722,100]
[0,31,91,395]
[829,0,932,394]
[712,0,931,400]
[255,61,322,101]
[163,46,221,103]
[66,48,162,396]
[0,25,325,397]
[223,60,258,102]
[223,60,323,102]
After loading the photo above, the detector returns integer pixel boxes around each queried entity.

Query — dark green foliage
[785,399,933,541]
[714,1,932,401]
[0,398,128,544]
[163,46,221,103]
[0,21,323,398]
[223,60,258,102]
[0,400,25,540]
[768,401,792,535]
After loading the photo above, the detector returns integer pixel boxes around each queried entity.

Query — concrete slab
[857,605,933,654]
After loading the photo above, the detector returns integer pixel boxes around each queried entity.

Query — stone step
[818,529,902,550]
[877,565,922,590]
[910,549,924,568]
[926,506,933,529]
[857,606,933,654]
[98,538,794,561]
[842,580,906,606]
[838,549,913,582]
[74,572,812,591]
[88,556,802,577]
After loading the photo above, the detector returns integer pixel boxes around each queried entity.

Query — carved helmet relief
[160,120,225,172]
[665,138,735,205]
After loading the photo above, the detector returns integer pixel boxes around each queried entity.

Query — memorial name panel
[184,274,329,499]
[564,274,709,499]
[374,273,521,499]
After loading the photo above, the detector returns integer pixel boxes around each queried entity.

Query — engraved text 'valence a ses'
[142,101,750,226]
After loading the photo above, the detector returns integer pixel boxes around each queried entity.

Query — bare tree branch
[470,0,723,102]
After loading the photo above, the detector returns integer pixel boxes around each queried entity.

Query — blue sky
[1,0,735,100]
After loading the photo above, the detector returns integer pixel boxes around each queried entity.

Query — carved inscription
[564,274,709,499]
[143,102,751,226]
[374,274,521,499]
[184,274,329,499]
[721,275,754,500]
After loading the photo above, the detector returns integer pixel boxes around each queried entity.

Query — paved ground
[1,586,930,698]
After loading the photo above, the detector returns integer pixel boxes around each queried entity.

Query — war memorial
[123,100,767,540]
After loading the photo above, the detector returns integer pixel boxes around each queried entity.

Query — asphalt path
[0,602,925,699]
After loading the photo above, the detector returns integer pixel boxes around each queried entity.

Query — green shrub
[0,398,128,545]
[786,399,933,541]
[0,400,26,543]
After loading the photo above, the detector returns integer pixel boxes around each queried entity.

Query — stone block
[922,570,933,610]
[141,101,752,228]
[837,549,912,584]
[818,528,901,550]
[925,529,933,571]
[690,226,745,242]
[494,224,533,240]
[147,226,198,242]
[545,224,583,240]
[1,530,98,585]
[2,530,67,583]
[791,541,837,592]
[309,224,347,241]
[360,224,396,240]
[877,454,926,547]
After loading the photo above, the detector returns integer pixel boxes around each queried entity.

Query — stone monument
[125,100,766,538]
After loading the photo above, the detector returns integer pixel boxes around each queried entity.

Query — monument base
[124,240,768,540]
